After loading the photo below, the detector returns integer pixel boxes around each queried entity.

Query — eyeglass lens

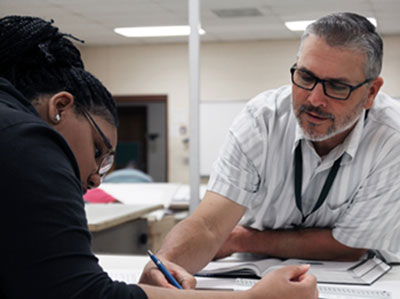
[292,68,352,100]
[81,107,115,177]
[98,154,114,176]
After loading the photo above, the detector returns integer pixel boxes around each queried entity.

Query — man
[140,12,400,288]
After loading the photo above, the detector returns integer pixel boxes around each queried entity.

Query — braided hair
[0,15,118,125]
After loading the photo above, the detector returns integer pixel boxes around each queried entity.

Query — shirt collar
[292,109,366,161]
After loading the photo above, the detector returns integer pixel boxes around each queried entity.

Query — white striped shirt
[208,85,400,262]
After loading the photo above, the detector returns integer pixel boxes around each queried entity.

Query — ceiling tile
[1,0,399,46]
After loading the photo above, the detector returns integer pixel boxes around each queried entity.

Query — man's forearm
[157,192,247,273]
[229,227,366,261]
[157,216,225,274]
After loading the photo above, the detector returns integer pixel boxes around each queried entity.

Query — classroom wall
[81,35,400,183]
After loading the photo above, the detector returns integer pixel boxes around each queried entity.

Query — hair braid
[0,15,118,125]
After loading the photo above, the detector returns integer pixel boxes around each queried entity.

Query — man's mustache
[299,105,334,120]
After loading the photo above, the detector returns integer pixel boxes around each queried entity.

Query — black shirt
[0,77,147,299]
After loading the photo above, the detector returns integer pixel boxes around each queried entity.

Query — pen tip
[147,249,153,256]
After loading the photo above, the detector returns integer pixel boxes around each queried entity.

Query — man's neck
[312,126,354,157]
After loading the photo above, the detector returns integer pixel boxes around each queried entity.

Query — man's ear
[364,76,384,110]
[47,92,75,125]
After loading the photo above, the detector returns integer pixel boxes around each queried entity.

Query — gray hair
[298,12,383,79]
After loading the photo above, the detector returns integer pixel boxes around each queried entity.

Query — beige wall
[81,35,400,183]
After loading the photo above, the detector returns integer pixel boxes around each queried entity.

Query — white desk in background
[85,203,163,255]
[86,203,163,232]
[98,182,208,210]
[95,183,208,253]
[96,254,400,298]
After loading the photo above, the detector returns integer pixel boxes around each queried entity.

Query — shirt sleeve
[207,105,264,207]
[0,121,148,299]
[332,138,400,256]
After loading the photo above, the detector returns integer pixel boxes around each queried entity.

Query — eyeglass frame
[290,63,372,101]
[81,107,115,177]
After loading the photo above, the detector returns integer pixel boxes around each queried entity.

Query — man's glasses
[81,107,115,177]
[290,64,371,101]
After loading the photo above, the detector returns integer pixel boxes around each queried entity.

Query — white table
[85,203,163,232]
[86,203,163,254]
[97,254,400,297]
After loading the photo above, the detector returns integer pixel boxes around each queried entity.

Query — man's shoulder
[370,92,400,133]
[229,85,296,145]
[246,85,292,117]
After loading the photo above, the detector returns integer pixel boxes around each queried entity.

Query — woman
[0,15,317,299]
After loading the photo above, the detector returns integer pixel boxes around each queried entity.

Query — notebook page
[107,269,142,284]
[234,279,392,298]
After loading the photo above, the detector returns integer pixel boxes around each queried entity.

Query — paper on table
[220,279,393,298]
[106,269,142,284]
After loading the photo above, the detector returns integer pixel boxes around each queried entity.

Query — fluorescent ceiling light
[285,20,314,31]
[367,18,377,27]
[114,25,206,37]
[285,17,377,32]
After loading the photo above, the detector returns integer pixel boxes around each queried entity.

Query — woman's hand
[139,258,196,289]
[245,264,318,299]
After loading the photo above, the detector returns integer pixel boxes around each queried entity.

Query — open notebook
[197,254,391,285]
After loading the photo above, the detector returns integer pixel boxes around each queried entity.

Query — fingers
[141,266,173,288]
[298,271,317,286]
[278,264,311,281]
[300,274,319,299]
[140,260,196,289]
[178,275,197,289]
[250,265,317,299]
[290,267,318,299]
[170,268,196,289]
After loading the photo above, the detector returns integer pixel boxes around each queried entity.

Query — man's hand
[139,258,196,289]
[214,225,253,259]
[246,264,318,299]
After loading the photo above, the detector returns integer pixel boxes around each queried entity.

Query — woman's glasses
[81,108,115,177]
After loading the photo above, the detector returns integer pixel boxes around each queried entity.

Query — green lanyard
[294,142,343,224]
[294,110,369,224]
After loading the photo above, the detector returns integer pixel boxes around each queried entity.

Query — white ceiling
[1,0,400,46]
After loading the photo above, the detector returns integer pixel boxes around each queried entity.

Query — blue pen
[147,250,183,289]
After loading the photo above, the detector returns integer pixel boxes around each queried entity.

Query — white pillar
[188,0,200,214]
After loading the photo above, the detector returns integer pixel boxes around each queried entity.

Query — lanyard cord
[294,142,343,223]
[294,109,369,224]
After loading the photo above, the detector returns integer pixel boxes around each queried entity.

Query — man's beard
[294,95,367,142]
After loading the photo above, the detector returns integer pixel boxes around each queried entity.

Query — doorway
[114,95,168,182]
